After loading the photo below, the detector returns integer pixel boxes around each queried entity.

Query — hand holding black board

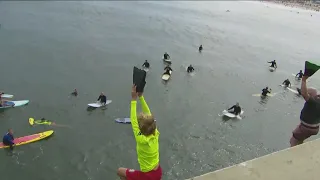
[133,66,146,93]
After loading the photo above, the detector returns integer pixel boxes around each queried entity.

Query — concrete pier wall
[188,139,320,180]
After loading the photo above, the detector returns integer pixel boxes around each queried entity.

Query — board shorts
[126,166,162,180]
[290,122,319,147]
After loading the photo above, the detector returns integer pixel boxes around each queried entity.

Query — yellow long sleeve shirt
[130,96,160,172]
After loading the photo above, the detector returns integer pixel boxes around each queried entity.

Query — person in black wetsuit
[163,52,170,60]
[163,65,172,75]
[198,45,203,52]
[268,60,277,68]
[261,87,271,96]
[282,79,291,87]
[71,89,78,96]
[2,129,14,150]
[228,103,241,115]
[164,65,172,72]
[296,70,303,79]
[187,65,194,73]
[97,92,107,105]
[142,60,150,68]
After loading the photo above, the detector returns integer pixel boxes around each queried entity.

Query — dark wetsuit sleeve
[97,96,101,101]
[228,106,235,110]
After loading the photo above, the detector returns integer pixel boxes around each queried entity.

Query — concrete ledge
[188,139,320,180]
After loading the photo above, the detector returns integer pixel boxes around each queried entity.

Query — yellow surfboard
[0,130,54,149]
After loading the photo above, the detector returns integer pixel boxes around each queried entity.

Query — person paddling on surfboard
[37,118,54,125]
[164,65,172,75]
[164,65,172,72]
[261,87,271,97]
[117,85,162,180]
[268,60,277,68]
[163,52,170,60]
[296,70,303,79]
[2,129,14,150]
[142,60,150,69]
[97,92,107,105]
[198,45,203,52]
[282,79,291,87]
[228,103,241,115]
[71,89,78,96]
[187,65,194,73]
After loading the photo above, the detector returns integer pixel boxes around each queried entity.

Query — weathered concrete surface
[188,139,320,180]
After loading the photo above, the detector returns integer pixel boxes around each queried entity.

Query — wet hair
[138,113,156,136]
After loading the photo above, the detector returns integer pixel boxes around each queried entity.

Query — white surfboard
[162,71,172,81]
[115,118,131,124]
[1,94,13,98]
[269,67,275,72]
[279,84,299,94]
[88,100,112,108]
[252,93,274,97]
[222,110,244,119]
[288,87,299,94]
[0,100,29,109]
[162,56,171,63]
[143,67,149,72]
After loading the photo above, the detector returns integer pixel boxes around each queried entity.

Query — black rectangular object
[133,66,147,93]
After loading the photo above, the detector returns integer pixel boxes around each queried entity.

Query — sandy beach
[269,0,320,12]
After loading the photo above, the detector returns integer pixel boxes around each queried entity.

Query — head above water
[236,102,239,106]
[101,92,104,96]
[300,70,302,72]
[145,60,148,62]
[8,128,13,134]
[138,113,156,136]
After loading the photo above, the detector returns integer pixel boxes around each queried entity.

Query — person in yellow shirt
[117,85,162,180]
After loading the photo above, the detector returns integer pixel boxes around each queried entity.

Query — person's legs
[117,167,127,180]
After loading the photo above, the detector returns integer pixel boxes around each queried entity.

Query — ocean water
[0,1,319,179]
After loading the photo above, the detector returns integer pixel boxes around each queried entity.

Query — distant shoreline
[267,0,320,12]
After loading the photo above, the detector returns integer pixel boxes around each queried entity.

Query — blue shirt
[3,133,14,145]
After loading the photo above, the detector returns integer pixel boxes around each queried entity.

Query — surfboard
[222,110,244,119]
[252,93,274,97]
[162,70,172,81]
[115,118,131,124]
[288,87,299,94]
[0,100,29,109]
[88,100,112,108]
[162,56,172,63]
[279,84,299,94]
[1,94,13,98]
[0,130,54,149]
[29,118,52,126]
[269,67,275,72]
[143,67,149,72]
